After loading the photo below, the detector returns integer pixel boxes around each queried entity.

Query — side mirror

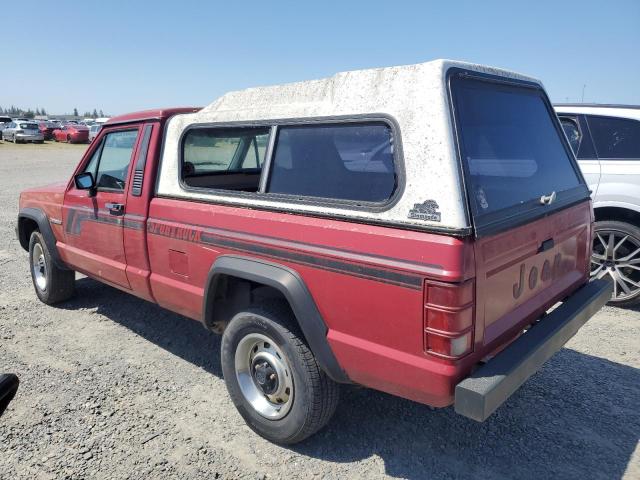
[74,172,96,196]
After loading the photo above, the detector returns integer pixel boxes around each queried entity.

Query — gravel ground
[0,142,638,480]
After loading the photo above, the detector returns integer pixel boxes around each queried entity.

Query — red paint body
[38,122,56,140]
[53,125,89,143]
[19,108,592,408]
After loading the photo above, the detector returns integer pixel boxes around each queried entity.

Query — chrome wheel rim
[234,333,293,419]
[32,243,47,291]
[591,229,640,302]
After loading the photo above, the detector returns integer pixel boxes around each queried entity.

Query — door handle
[105,202,124,215]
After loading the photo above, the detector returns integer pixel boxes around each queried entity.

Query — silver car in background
[1,121,44,143]
[556,104,640,306]
[89,123,102,141]
[0,116,11,138]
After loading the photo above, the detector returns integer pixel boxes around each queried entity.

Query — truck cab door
[61,126,141,288]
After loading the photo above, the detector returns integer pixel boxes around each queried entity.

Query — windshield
[451,75,582,217]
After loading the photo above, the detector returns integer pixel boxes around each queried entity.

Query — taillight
[424,279,474,359]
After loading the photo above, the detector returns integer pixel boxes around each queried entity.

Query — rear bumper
[16,134,44,142]
[454,279,612,422]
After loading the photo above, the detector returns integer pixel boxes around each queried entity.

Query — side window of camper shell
[266,122,397,203]
[181,127,270,192]
[179,121,398,204]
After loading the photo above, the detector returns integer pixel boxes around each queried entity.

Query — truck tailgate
[474,201,592,347]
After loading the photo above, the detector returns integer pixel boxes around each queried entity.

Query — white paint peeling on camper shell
[157,59,542,233]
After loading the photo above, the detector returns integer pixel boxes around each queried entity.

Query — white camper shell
[157,59,574,235]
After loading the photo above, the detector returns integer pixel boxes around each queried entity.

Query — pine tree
[73,108,79,117]
[92,108,98,118]
[99,109,104,117]
[41,108,47,116]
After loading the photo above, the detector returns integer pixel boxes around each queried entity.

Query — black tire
[591,220,640,307]
[67,134,72,143]
[221,302,339,444]
[29,231,75,305]
[0,374,19,417]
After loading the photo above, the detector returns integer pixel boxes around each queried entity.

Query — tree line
[0,106,105,118]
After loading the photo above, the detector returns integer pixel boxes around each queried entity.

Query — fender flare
[203,255,350,384]
[17,207,69,270]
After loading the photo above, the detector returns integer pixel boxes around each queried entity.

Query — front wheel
[29,231,75,305]
[591,220,640,307]
[221,303,339,444]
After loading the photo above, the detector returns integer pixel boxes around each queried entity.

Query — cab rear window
[451,75,583,221]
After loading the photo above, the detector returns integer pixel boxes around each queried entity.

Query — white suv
[555,104,640,306]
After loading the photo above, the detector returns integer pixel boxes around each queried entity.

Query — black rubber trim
[203,255,351,383]
[454,279,612,422]
[132,124,153,196]
[17,208,70,270]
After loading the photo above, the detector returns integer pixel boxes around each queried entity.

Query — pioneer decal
[408,200,441,222]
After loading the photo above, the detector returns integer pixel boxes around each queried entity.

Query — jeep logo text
[513,253,564,300]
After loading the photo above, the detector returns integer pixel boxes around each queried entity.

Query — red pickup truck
[17,60,611,444]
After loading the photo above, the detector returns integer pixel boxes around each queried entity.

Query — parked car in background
[0,117,11,139]
[53,124,89,143]
[37,121,57,140]
[555,104,640,306]
[1,121,44,143]
[88,124,101,141]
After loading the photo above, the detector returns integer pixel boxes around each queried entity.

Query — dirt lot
[0,142,638,480]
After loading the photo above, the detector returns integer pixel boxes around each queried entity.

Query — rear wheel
[591,220,640,307]
[221,302,339,444]
[29,231,75,305]
[66,134,72,143]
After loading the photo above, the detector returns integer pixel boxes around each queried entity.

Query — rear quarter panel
[594,158,640,212]
[146,197,475,405]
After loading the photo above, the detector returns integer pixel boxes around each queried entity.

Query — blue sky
[3,0,639,115]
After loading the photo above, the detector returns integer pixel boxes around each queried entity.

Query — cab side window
[83,129,139,191]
